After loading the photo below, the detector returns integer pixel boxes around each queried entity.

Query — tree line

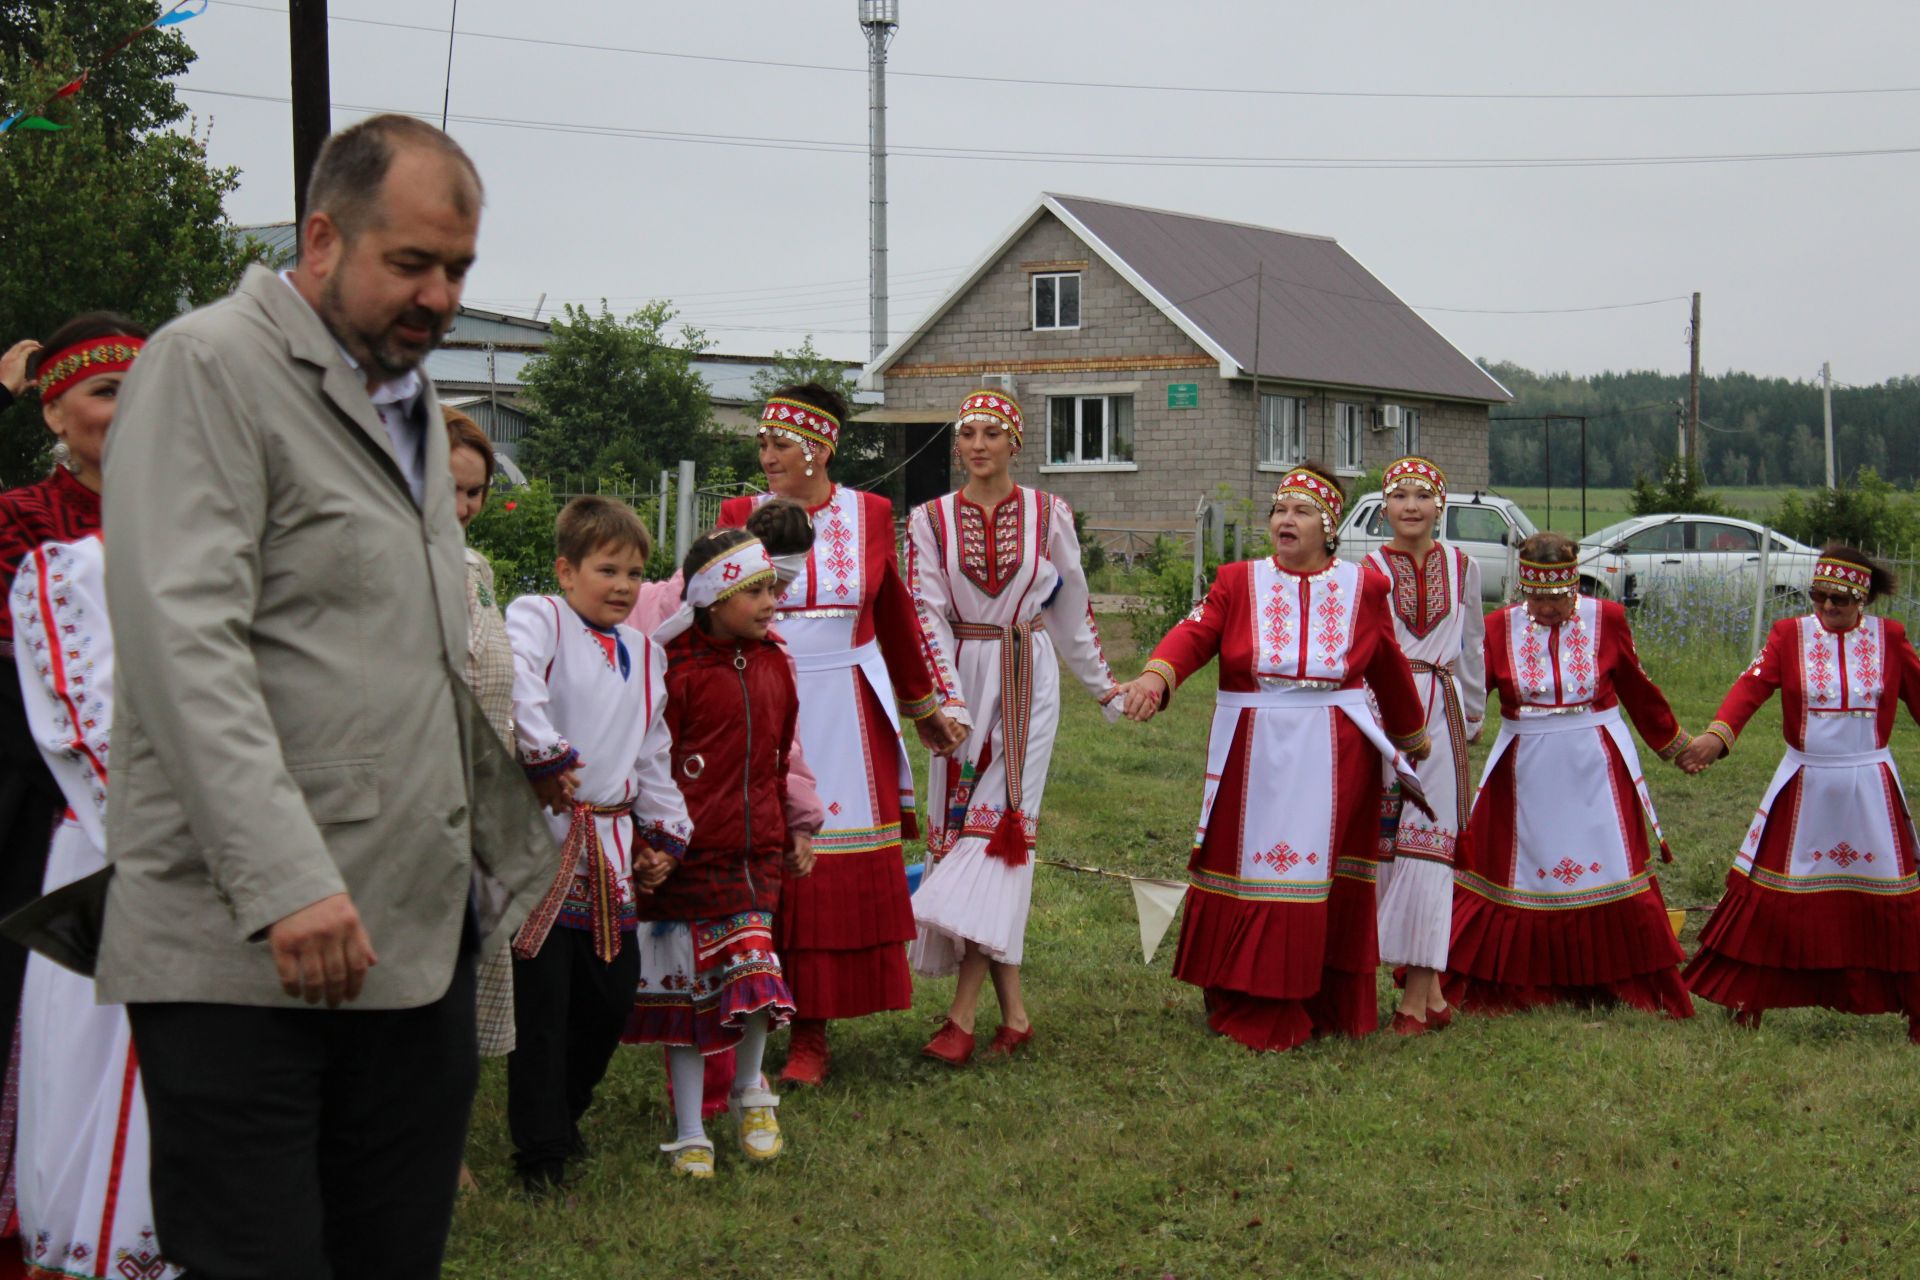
[1486,361,1920,489]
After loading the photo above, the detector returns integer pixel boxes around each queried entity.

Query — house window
[1334,402,1366,472]
[1032,272,1081,331]
[1259,394,1306,467]
[1048,394,1134,466]
[1398,408,1421,456]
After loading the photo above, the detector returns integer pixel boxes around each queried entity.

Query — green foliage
[1771,466,1920,551]
[0,2,254,485]
[1627,457,1730,516]
[515,302,730,482]
[749,333,891,492]
[1072,506,1106,576]
[463,479,562,600]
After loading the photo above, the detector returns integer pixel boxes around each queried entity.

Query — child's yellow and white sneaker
[659,1137,715,1179]
[729,1085,784,1163]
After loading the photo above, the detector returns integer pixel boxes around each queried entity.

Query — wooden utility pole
[1686,291,1702,470]
[289,0,331,226]
[1821,360,1836,487]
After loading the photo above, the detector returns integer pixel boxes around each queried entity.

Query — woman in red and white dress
[1111,464,1431,1052]
[1363,457,1485,1035]
[718,383,967,1085]
[1445,532,1695,1017]
[907,391,1121,1065]
[1677,546,1920,1039]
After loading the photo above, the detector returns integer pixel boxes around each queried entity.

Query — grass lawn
[446,615,1920,1279]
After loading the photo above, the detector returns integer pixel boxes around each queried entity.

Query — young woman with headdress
[1109,464,1432,1051]
[905,390,1122,1065]
[1363,457,1486,1035]
[1677,545,1920,1040]
[1444,532,1695,1018]
[719,383,968,1085]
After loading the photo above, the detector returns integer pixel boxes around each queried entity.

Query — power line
[214,1,1920,104]
[177,85,1920,171]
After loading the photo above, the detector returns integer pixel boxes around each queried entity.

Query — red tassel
[1659,839,1674,865]
[983,808,1029,867]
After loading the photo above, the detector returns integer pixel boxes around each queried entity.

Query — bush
[1629,458,1729,516]
[465,478,563,600]
[1073,507,1107,576]
[1771,467,1920,551]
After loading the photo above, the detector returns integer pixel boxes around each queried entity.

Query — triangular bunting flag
[15,118,65,131]
[154,0,209,26]
[1130,878,1187,964]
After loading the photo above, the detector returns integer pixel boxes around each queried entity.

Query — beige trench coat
[98,265,551,1008]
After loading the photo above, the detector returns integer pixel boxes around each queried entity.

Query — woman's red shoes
[987,1024,1034,1057]
[921,1019,976,1066]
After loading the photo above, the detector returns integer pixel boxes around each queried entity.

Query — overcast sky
[175,1,1918,384]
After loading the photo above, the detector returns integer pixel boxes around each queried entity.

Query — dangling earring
[802,444,815,478]
[50,439,71,472]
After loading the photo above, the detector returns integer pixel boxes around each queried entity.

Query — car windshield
[1509,505,1539,538]
[1583,519,1643,547]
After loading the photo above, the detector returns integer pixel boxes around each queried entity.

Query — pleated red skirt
[776,678,915,1022]
[1173,710,1384,1052]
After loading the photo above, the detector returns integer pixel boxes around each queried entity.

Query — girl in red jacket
[627,529,822,1178]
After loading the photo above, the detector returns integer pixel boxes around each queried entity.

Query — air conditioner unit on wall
[980,372,1016,397]
[1373,405,1405,433]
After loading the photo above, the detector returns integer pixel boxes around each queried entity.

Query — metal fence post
[657,469,670,551]
[675,460,696,566]
[1191,497,1208,605]
[1749,527,1771,656]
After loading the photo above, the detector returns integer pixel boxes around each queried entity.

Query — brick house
[860,194,1512,533]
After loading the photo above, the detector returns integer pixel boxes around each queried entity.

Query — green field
[447,618,1920,1279]
[1491,487,1814,540]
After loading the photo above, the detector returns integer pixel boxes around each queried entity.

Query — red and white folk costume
[10,538,176,1279]
[905,393,1120,975]
[1147,548,1429,1051]
[718,409,955,1023]
[1684,582,1920,1027]
[1364,458,1486,971]
[1446,566,1694,1017]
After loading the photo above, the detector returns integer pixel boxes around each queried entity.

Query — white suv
[1337,492,1536,603]
[1577,515,1818,606]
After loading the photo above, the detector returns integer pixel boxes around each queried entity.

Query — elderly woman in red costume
[1111,464,1431,1051]
[907,391,1121,1065]
[718,382,966,1085]
[1677,546,1920,1040]
[1445,532,1695,1017]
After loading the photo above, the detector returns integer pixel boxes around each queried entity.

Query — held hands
[916,711,969,757]
[1675,733,1725,776]
[531,763,582,815]
[632,846,674,893]
[1109,670,1169,723]
[786,833,816,878]
[267,892,379,1007]
[0,339,41,396]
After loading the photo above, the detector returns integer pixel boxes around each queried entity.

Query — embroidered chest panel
[1249,557,1359,681]
[1375,545,1455,639]
[1509,595,1602,707]
[1798,613,1882,711]
[770,488,865,610]
[953,488,1028,597]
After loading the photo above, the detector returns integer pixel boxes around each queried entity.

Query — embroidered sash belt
[951,617,1047,865]
[514,799,634,963]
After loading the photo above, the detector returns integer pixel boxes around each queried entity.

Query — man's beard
[320,274,447,381]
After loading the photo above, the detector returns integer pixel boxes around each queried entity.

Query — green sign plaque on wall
[1167,382,1200,408]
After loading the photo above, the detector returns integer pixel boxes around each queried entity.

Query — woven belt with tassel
[951,616,1046,867]
[513,799,634,962]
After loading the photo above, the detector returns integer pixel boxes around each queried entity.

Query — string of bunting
[0,0,207,136]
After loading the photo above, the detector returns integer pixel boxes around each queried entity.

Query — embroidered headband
[957,390,1023,443]
[688,537,775,608]
[36,336,143,403]
[1271,468,1345,536]
[1382,455,1447,508]
[759,396,841,454]
[1811,557,1872,600]
[1517,557,1580,596]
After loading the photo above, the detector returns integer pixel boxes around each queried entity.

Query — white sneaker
[659,1136,716,1179]
[729,1085,784,1163]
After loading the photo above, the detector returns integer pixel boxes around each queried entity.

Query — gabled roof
[864,193,1511,404]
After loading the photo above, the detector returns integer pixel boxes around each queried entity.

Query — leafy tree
[0,1,255,484]
[463,477,563,600]
[1772,467,1920,551]
[1628,458,1729,516]
[747,334,892,491]
[514,301,733,484]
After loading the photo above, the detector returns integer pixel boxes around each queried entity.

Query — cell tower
[858,2,899,360]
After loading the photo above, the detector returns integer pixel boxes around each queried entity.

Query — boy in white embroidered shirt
[502,496,691,1194]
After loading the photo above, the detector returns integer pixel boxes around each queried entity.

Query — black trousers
[506,925,638,1172]
[0,667,63,1051]
[127,948,478,1280]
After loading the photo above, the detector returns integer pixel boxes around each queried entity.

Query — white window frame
[1333,402,1366,474]
[1042,393,1137,472]
[1256,394,1307,471]
[1398,407,1422,457]
[1031,271,1082,331]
